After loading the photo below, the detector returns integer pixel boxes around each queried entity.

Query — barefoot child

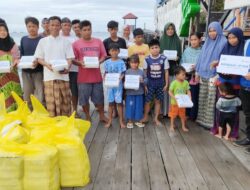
[168,66,191,132]
[125,54,145,128]
[104,43,126,128]
[141,39,169,126]
[215,82,241,140]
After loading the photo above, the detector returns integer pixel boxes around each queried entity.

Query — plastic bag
[22,144,60,190]
[0,142,23,190]
[54,136,90,187]
[2,125,29,144]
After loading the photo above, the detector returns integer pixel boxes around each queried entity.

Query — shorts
[69,72,78,97]
[125,94,144,121]
[169,105,186,119]
[78,82,104,106]
[218,112,236,129]
[145,85,164,102]
[108,86,123,104]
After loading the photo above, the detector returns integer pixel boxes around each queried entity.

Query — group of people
[0,16,250,153]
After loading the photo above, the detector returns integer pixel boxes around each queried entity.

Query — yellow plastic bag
[54,136,90,187]
[0,143,23,190]
[0,93,6,117]
[2,125,29,144]
[22,144,60,190]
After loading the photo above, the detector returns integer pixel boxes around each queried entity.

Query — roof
[122,13,138,19]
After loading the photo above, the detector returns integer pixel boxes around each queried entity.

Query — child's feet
[120,121,126,129]
[127,123,134,129]
[182,127,189,132]
[223,136,230,141]
[170,125,175,132]
[140,116,149,123]
[154,118,162,127]
[215,134,222,139]
[134,122,145,128]
[100,116,109,124]
[104,120,112,128]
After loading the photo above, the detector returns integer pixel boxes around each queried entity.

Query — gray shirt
[216,96,241,113]
[125,69,145,95]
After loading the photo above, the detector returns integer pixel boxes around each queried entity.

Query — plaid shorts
[44,80,72,117]
[145,85,164,102]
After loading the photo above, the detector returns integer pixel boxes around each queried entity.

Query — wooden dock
[62,110,250,190]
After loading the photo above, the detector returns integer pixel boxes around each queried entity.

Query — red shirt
[73,38,107,83]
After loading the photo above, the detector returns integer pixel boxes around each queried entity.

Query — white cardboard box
[175,94,193,108]
[163,50,178,60]
[19,56,35,69]
[84,57,99,68]
[118,49,128,59]
[124,75,140,90]
[104,73,120,88]
[217,54,250,76]
[0,60,11,73]
[50,59,68,72]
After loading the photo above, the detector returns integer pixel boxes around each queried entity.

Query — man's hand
[59,68,69,74]
[45,63,53,71]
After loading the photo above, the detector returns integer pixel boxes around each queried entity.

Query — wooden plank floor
[63,111,250,190]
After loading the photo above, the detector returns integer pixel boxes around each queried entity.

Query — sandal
[135,122,145,128]
[127,123,134,129]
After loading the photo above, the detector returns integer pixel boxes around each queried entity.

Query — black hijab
[0,23,15,52]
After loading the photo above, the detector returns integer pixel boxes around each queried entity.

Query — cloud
[1,0,155,32]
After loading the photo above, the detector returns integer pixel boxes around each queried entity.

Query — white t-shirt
[61,34,79,72]
[34,35,75,82]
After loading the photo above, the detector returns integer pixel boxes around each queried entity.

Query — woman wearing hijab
[160,22,182,116]
[195,22,227,129]
[0,23,22,112]
[211,27,245,139]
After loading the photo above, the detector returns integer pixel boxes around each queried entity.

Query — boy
[40,17,49,37]
[35,16,74,117]
[61,17,79,114]
[103,20,127,57]
[72,19,81,38]
[72,20,108,123]
[20,16,44,109]
[141,39,169,126]
[128,28,150,69]
[168,66,191,132]
[104,43,126,128]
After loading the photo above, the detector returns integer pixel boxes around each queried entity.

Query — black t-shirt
[103,37,127,56]
[20,35,43,73]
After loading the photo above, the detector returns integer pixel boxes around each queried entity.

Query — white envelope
[181,63,195,73]
[50,59,68,72]
[163,50,177,60]
[175,94,193,108]
[104,73,120,88]
[124,75,140,90]
[84,57,99,68]
[0,60,11,73]
[19,56,35,69]
[118,49,128,58]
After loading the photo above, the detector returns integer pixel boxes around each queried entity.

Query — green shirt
[169,80,190,105]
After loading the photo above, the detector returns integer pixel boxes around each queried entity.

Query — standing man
[72,19,81,38]
[61,17,79,115]
[73,20,108,123]
[35,16,74,117]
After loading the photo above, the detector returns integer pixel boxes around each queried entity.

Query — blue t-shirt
[20,35,43,73]
[144,54,169,87]
[240,40,250,88]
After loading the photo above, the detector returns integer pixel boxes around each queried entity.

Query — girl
[125,54,145,128]
[195,22,227,129]
[0,23,22,112]
[160,22,182,116]
[212,27,245,139]
[180,32,202,120]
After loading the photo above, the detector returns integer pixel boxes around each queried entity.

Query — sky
[1,0,156,33]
